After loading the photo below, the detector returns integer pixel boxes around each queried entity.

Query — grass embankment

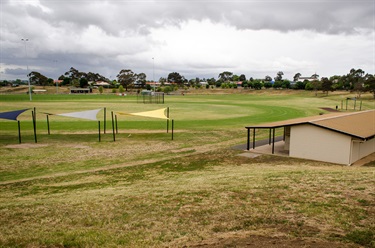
[0,91,374,247]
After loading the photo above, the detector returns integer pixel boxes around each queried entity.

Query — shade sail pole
[171,119,174,140]
[115,115,118,134]
[32,110,37,143]
[47,114,50,135]
[18,121,21,144]
[98,121,101,142]
[167,107,169,133]
[104,107,106,134]
[111,111,116,142]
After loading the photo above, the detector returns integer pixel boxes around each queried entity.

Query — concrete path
[231,136,284,151]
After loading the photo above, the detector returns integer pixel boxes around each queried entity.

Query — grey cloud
[37,0,374,34]
[1,0,373,81]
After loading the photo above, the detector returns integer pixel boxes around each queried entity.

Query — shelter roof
[246,110,375,140]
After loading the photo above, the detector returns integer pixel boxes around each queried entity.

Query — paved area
[234,140,375,166]
[232,136,284,151]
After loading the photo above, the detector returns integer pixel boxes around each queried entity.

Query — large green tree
[28,71,48,86]
[274,71,284,81]
[293,73,301,82]
[364,73,375,98]
[117,69,137,91]
[348,68,365,98]
[218,71,233,82]
[137,73,147,88]
[64,67,83,81]
[321,77,333,95]
[167,72,185,86]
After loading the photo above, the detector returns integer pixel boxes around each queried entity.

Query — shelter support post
[272,128,275,154]
[253,128,256,150]
[111,111,115,142]
[18,121,21,144]
[246,128,250,150]
[283,127,286,141]
[269,129,271,145]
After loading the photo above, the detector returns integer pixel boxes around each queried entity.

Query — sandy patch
[5,143,48,149]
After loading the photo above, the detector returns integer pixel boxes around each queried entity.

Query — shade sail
[0,109,29,121]
[117,108,168,120]
[56,109,101,121]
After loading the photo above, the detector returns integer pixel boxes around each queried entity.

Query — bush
[118,85,125,93]
[345,229,374,247]
[98,86,104,94]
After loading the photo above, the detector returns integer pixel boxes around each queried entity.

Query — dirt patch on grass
[320,107,340,112]
[189,234,359,247]
[4,143,48,149]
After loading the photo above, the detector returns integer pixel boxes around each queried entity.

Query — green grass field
[0,90,374,247]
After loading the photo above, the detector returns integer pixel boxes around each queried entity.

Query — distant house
[53,80,63,85]
[245,110,375,165]
[70,88,91,94]
[94,81,110,87]
[297,74,320,82]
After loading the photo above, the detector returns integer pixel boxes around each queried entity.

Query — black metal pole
[104,107,106,134]
[167,107,169,133]
[115,115,118,134]
[171,119,174,140]
[98,121,101,142]
[360,101,362,111]
[269,128,271,145]
[32,111,37,143]
[354,99,356,110]
[247,128,250,150]
[272,128,275,154]
[47,115,50,135]
[18,120,21,144]
[252,128,256,150]
[111,111,115,142]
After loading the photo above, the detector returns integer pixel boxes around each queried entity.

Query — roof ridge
[311,109,374,123]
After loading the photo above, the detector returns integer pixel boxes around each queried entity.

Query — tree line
[1,67,374,98]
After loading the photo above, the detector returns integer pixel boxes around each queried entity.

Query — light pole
[152,57,155,92]
[53,60,58,94]
[21,38,32,101]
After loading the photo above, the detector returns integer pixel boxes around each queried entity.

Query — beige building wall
[289,124,352,164]
[350,138,375,164]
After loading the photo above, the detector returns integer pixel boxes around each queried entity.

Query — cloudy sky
[1,0,374,82]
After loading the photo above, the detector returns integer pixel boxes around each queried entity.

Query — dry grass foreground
[0,146,374,247]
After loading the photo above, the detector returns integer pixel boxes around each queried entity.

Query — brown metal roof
[246,110,375,140]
